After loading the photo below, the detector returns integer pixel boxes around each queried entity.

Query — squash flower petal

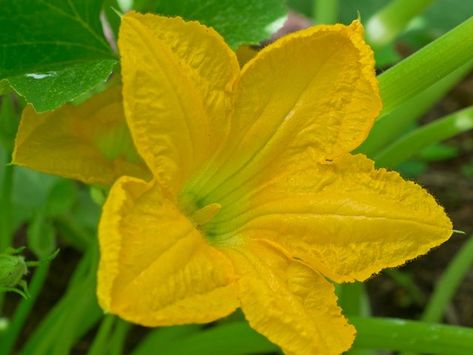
[208,152,452,283]
[119,13,240,196]
[97,176,239,325]
[225,239,355,355]
[13,11,454,355]
[13,85,150,186]
[192,20,381,202]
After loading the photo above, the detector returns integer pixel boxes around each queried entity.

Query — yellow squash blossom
[13,12,453,355]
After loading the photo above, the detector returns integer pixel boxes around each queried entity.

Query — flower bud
[0,253,27,289]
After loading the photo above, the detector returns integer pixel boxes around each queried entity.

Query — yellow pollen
[191,203,222,226]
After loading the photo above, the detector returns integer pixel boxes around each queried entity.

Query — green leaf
[136,0,288,48]
[0,0,114,77]
[0,95,18,150]
[27,214,56,259]
[6,161,60,229]
[45,180,78,218]
[396,160,428,179]
[417,143,458,161]
[0,0,117,111]
[8,60,116,112]
[287,0,313,17]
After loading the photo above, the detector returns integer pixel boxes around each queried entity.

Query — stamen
[191,203,222,226]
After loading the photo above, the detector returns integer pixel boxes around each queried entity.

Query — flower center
[190,203,222,226]
[179,187,236,243]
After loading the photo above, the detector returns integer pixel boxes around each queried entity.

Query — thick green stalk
[138,318,473,354]
[422,235,473,323]
[374,105,473,168]
[313,0,338,24]
[377,17,473,118]
[0,263,49,355]
[359,60,473,157]
[351,317,473,354]
[366,0,434,47]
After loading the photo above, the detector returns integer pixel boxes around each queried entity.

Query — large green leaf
[0,0,117,111]
[8,60,116,112]
[287,0,313,17]
[135,0,288,48]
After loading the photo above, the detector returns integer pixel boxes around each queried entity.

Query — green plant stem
[54,215,93,252]
[422,235,473,323]
[313,0,338,24]
[87,315,116,355]
[366,0,434,47]
[0,263,49,355]
[384,269,425,305]
[338,283,370,317]
[132,325,202,355]
[134,317,473,355]
[378,16,473,118]
[0,149,14,312]
[374,105,473,167]
[52,246,101,355]
[351,316,473,354]
[359,60,473,157]
[21,246,102,355]
[153,322,279,355]
[109,319,131,355]
[0,151,13,252]
[338,283,375,355]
